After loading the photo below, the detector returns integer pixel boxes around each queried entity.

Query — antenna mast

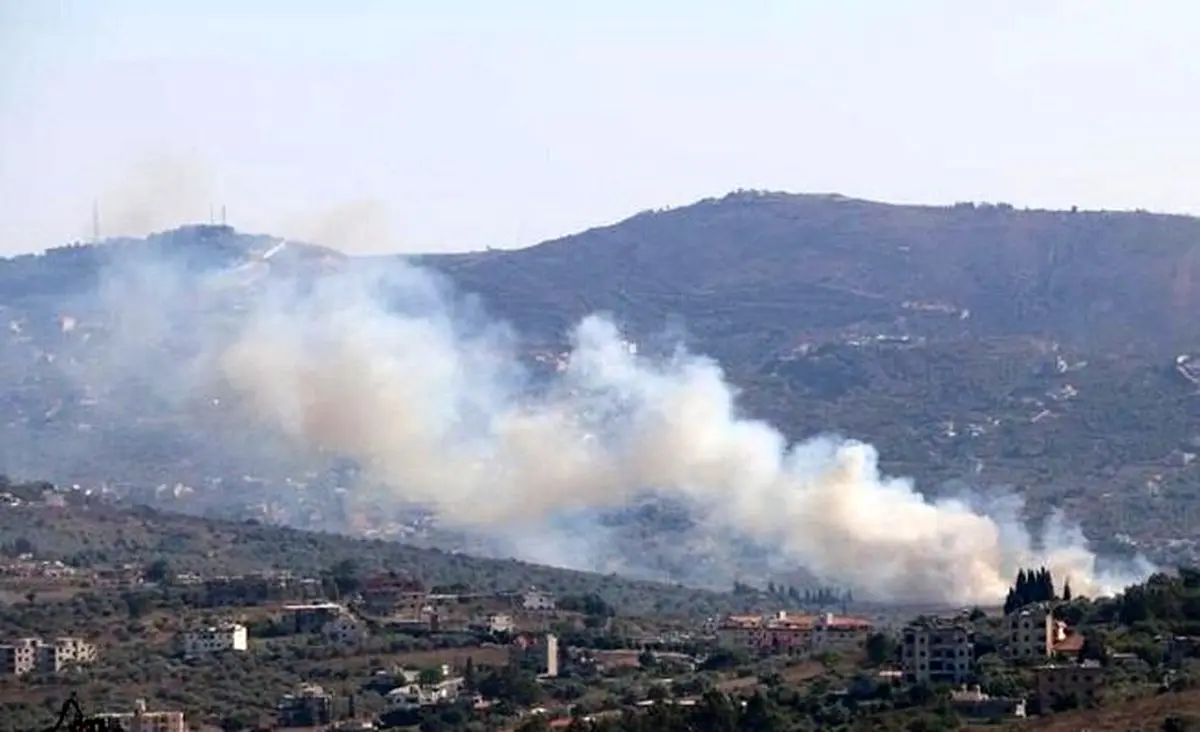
[91,200,101,243]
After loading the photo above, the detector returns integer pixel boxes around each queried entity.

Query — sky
[1,0,1198,255]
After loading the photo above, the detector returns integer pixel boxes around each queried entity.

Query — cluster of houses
[173,580,563,660]
[708,601,1178,718]
[0,635,97,676]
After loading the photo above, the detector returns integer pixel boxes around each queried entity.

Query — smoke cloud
[170,251,1147,606]
[95,155,217,238]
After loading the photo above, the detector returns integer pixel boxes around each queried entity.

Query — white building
[387,667,465,710]
[544,634,559,678]
[522,590,556,612]
[472,613,515,634]
[180,623,248,657]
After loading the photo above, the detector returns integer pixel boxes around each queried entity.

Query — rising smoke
[161,250,1148,606]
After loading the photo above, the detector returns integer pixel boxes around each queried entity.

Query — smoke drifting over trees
[46,235,1147,606]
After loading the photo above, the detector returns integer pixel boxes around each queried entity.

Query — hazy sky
[1,1,1197,255]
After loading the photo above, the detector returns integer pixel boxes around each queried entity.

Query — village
[1,560,1197,731]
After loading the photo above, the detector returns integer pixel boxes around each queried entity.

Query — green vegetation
[0,485,747,619]
[1003,566,1059,615]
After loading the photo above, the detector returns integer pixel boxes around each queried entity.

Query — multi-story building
[1035,661,1105,710]
[278,684,335,727]
[471,613,515,634]
[323,614,368,647]
[284,602,345,633]
[0,637,97,676]
[811,613,874,653]
[716,612,873,655]
[901,617,974,685]
[521,590,557,612]
[180,622,248,657]
[94,699,185,732]
[361,573,426,615]
[1004,604,1062,660]
[0,638,39,676]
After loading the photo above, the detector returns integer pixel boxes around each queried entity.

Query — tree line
[1003,566,1072,615]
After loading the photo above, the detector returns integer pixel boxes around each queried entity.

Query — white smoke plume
[96,155,217,238]
[200,254,1149,606]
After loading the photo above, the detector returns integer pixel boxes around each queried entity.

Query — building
[716,611,873,655]
[1004,604,1060,660]
[1035,661,1105,710]
[522,590,557,612]
[199,571,321,607]
[901,617,974,685]
[1164,635,1200,668]
[811,612,874,653]
[544,634,559,678]
[949,685,1026,721]
[471,613,515,634]
[284,602,345,633]
[324,614,368,647]
[386,668,466,710]
[0,639,37,676]
[278,684,335,727]
[180,622,248,657]
[361,573,426,615]
[0,637,97,676]
[94,699,186,732]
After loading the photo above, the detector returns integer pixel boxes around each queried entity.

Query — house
[1164,635,1200,668]
[278,684,335,727]
[522,590,557,612]
[471,613,515,634]
[900,617,974,685]
[324,614,368,647]
[180,622,248,657]
[1003,604,1060,660]
[1035,661,1105,710]
[716,611,873,655]
[94,699,185,732]
[361,573,426,615]
[284,602,345,633]
[385,668,466,710]
[811,612,873,652]
[949,685,1026,721]
[0,637,97,676]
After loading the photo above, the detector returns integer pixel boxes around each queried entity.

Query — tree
[865,632,898,665]
[1062,579,1072,602]
[144,558,173,584]
[1078,629,1109,664]
[328,559,364,597]
[417,666,444,685]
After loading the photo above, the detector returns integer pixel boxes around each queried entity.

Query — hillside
[0,481,742,619]
[421,192,1200,357]
[1,195,1199,587]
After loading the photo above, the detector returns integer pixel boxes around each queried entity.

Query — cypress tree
[1062,579,1072,602]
